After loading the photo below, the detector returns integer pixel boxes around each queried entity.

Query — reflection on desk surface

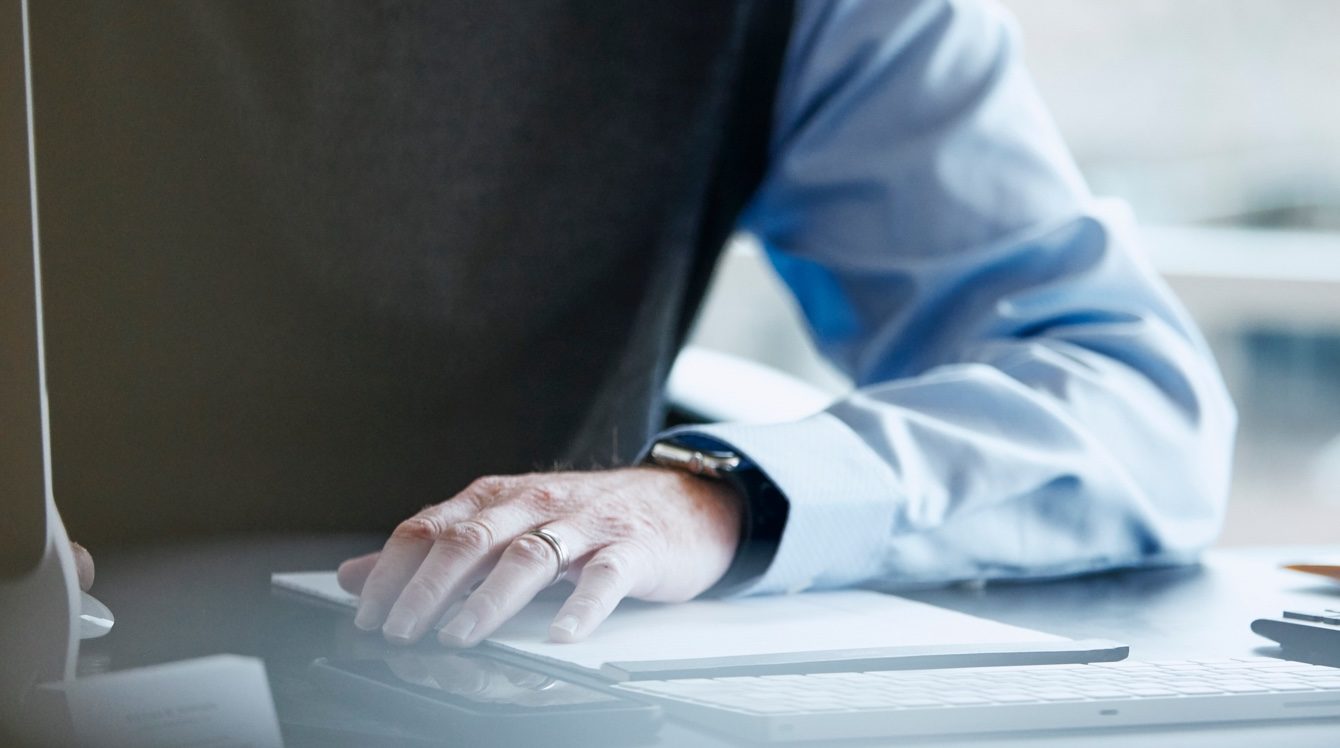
[383,652,617,708]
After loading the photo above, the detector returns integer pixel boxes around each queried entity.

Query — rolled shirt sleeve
[660,0,1236,595]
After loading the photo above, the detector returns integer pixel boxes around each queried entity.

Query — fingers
[355,485,493,631]
[549,545,641,643]
[439,524,590,648]
[70,541,94,592]
[381,507,538,644]
[356,470,703,649]
[337,552,380,595]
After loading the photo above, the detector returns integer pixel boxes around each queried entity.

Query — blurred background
[685,0,1340,546]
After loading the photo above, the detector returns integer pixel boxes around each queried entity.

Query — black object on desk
[302,654,661,746]
[1253,610,1340,666]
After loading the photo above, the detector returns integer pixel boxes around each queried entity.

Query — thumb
[70,541,95,591]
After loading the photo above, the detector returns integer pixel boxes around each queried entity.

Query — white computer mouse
[78,591,114,639]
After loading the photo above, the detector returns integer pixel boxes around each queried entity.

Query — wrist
[640,464,745,545]
[642,436,789,596]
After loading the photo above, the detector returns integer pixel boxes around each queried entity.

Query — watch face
[649,441,742,478]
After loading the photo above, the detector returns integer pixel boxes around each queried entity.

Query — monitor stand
[0,0,81,738]
[0,494,80,742]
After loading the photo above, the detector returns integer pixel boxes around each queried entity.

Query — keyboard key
[1296,668,1340,677]
[1247,661,1323,672]
[1253,681,1316,692]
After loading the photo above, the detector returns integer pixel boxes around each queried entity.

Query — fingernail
[439,610,479,645]
[354,602,386,631]
[550,615,580,639]
[382,611,419,642]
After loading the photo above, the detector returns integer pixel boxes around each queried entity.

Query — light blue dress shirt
[665,0,1236,595]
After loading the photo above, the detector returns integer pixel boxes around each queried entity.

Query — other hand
[70,541,94,591]
[337,467,743,646]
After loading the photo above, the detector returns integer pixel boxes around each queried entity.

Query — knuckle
[519,485,561,510]
[594,510,659,542]
[466,475,507,499]
[508,534,555,568]
[441,519,495,556]
[402,574,450,604]
[585,552,630,583]
[393,515,446,541]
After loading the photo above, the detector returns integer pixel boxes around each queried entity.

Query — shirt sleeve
[659,0,1236,595]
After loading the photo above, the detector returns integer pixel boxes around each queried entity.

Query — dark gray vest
[33,2,792,544]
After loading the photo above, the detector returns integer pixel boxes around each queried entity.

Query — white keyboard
[617,658,1340,742]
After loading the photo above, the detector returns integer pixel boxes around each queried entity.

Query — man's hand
[337,467,743,647]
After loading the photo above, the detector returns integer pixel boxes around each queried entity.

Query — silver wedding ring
[525,527,570,587]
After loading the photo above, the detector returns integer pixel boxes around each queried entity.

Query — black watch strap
[647,438,788,596]
[707,463,788,595]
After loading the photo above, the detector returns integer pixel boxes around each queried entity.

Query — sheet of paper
[272,572,1064,676]
[272,570,360,608]
[483,589,1064,675]
[56,655,283,748]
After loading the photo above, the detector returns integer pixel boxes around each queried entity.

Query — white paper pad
[485,590,1064,676]
[50,655,282,748]
[273,571,1064,679]
[273,570,360,608]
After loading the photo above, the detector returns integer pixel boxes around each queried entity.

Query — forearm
[668,207,1235,595]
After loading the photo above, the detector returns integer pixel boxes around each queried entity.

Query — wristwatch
[648,441,742,479]
[646,437,788,594]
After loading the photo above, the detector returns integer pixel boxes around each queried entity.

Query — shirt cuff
[655,411,901,596]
